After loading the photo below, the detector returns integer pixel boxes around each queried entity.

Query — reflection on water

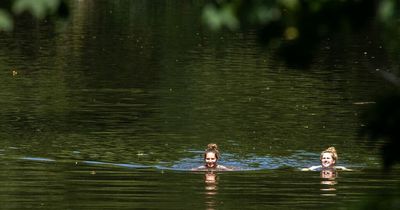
[321,169,337,180]
[320,169,338,196]
[1,155,400,209]
[20,157,56,162]
[204,171,218,210]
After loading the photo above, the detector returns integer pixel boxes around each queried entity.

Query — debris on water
[12,70,18,76]
[137,151,146,156]
[353,102,376,105]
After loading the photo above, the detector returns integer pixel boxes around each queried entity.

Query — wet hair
[204,143,220,160]
[320,147,338,162]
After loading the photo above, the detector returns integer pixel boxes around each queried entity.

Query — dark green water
[0,0,399,209]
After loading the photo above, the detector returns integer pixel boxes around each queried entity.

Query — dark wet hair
[204,143,220,160]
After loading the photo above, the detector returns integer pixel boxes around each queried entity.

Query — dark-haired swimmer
[302,147,351,171]
[192,143,232,171]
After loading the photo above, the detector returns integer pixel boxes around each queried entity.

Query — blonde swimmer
[192,144,232,171]
[302,147,351,171]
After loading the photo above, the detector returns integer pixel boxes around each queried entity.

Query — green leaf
[378,0,395,22]
[203,4,223,31]
[202,3,239,31]
[0,9,13,32]
[278,0,299,11]
[13,0,61,19]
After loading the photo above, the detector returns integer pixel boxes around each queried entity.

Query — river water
[0,0,399,209]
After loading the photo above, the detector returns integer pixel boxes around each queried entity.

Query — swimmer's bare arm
[217,165,233,171]
[301,165,322,171]
[191,166,206,171]
[334,166,353,171]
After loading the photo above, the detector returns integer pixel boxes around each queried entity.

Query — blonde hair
[204,143,220,160]
[320,147,338,162]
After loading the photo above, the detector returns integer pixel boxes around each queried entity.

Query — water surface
[0,0,398,209]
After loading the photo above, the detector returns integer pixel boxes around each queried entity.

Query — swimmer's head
[320,147,337,168]
[204,143,220,168]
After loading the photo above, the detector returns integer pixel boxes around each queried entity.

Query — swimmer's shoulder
[192,165,233,171]
[191,165,206,171]
[216,165,233,171]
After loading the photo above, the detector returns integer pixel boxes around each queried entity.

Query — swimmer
[302,147,351,171]
[192,143,232,171]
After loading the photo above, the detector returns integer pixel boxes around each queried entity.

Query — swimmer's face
[321,152,335,168]
[205,152,217,168]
